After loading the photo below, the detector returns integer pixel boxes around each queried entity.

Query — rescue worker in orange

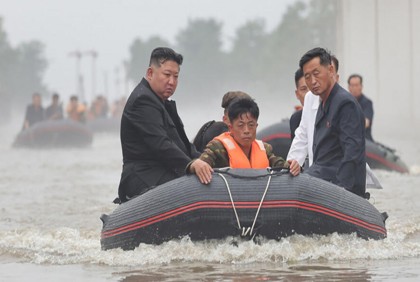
[188,98,301,184]
[66,95,86,122]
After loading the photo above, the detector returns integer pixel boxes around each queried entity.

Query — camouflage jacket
[196,139,289,169]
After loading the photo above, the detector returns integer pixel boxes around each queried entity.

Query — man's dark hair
[331,55,339,72]
[347,73,363,85]
[149,47,183,67]
[299,47,332,70]
[227,98,259,122]
[221,91,252,113]
[294,68,304,88]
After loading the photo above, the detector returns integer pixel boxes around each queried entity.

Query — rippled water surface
[1,119,420,281]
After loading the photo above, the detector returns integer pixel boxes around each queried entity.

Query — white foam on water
[1,222,420,267]
[409,165,420,175]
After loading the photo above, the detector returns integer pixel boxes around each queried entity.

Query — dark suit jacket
[289,109,302,140]
[118,78,199,202]
[307,83,366,197]
[357,94,374,141]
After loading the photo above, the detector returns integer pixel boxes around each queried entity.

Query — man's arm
[336,102,366,190]
[127,96,192,167]
[287,94,312,166]
[266,143,300,176]
[188,140,227,184]
[364,98,374,129]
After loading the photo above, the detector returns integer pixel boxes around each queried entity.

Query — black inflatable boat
[257,120,409,173]
[13,119,93,148]
[100,169,387,251]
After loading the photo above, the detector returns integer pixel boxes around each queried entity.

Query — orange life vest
[215,132,269,169]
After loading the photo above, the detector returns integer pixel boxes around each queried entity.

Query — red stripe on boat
[261,133,291,142]
[366,152,408,173]
[101,200,386,238]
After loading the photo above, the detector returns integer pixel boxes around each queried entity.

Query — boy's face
[228,112,258,149]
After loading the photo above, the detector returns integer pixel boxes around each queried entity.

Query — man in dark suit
[23,92,44,130]
[117,47,200,203]
[299,47,367,198]
[348,74,374,141]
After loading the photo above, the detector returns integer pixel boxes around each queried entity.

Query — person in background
[188,98,301,184]
[193,91,252,152]
[88,95,109,120]
[348,74,374,141]
[66,95,86,122]
[111,96,127,118]
[299,47,366,198]
[45,93,63,120]
[289,68,309,140]
[117,47,200,203]
[22,92,44,130]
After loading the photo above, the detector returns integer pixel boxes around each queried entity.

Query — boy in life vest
[188,98,301,184]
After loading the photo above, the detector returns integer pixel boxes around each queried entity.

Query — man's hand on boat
[288,159,301,176]
[189,159,214,184]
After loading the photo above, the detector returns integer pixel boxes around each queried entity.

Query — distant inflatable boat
[13,119,93,148]
[100,169,387,251]
[257,120,409,173]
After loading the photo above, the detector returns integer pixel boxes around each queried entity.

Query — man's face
[147,60,179,101]
[348,77,363,98]
[295,77,308,106]
[33,95,41,107]
[228,113,258,149]
[303,57,334,99]
[70,98,78,107]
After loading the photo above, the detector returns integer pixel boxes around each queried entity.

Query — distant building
[336,0,420,129]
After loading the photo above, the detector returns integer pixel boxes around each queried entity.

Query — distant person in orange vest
[188,98,301,184]
[66,95,86,122]
[111,96,126,118]
[88,95,109,120]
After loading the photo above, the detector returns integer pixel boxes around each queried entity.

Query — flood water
[1,115,420,281]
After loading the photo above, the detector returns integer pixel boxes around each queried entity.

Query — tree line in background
[0,18,48,121]
[0,0,336,122]
[126,0,336,107]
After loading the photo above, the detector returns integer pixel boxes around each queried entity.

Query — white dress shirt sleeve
[287,93,312,166]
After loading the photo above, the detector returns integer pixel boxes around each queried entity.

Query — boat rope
[244,170,273,237]
[214,167,287,179]
[217,169,274,238]
[217,172,242,230]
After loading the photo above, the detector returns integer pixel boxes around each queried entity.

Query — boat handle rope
[217,170,273,238]
[217,173,242,231]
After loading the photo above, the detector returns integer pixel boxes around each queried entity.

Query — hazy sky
[0,0,296,102]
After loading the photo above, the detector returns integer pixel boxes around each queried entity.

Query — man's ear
[146,67,153,80]
[222,115,228,124]
[328,64,334,78]
[228,122,233,131]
